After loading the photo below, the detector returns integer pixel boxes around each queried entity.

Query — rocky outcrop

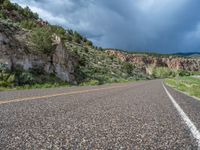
[106,50,200,72]
[0,22,77,83]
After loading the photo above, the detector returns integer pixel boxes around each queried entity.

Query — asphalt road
[0,80,200,149]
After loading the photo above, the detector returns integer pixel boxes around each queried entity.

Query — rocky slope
[0,0,150,87]
[106,50,200,73]
[0,21,77,83]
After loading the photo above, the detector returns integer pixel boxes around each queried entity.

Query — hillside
[0,0,200,90]
[0,0,149,89]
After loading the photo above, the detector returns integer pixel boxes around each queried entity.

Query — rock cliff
[0,21,77,83]
[106,50,200,72]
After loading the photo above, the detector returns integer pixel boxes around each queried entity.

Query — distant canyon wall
[106,50,200,72]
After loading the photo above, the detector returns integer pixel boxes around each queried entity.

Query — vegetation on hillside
[0,0,150,90]
[0,63,69,91]
[65,42,149,85]
[0,0,38,20]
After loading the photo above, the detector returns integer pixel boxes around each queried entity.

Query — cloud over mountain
[11,0,200,53]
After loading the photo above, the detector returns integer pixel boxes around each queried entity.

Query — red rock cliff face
[106,50,200,71]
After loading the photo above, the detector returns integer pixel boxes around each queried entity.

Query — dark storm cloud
[11,0,200,53]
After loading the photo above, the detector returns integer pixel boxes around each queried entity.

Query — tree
[98,47,103,51]
[74,31,82,38]
[123,63,134,75]
[73,32,82,44]
[0,12,6,19]
[23,6,38,19]
[66,34,72,41]
[73,36,81,44]
[83,37,87,42]
[0,0,5,4]
[2,0,15,11]
[67,29,73,35]
[85,40,93,46]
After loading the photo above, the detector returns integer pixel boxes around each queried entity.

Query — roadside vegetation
[165,77,200,99]
[0,63,70,91]
[151,67,192,78]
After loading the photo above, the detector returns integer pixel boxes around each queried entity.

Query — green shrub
[73,31,82,44]
[85,40,93,46]
[67,29,73,35]
[178,70,191,77]
[122,63,134,75]
[73,36,81,44]
[20,20,37,29]
[0,81,10,87]
[0,63,8,72]
[84,47,89,53]
[98,47,103,51]
[66,34,72,41]
[152,67,174,78]
[0,12,6,19]
[2,0,15,11]
[7,74,15,83]
[30,27,54,54]
[0,0,5,4]
[17,71,35,85]
[23,6,38,19]
[0,64,15,87]
[80,80,100,86]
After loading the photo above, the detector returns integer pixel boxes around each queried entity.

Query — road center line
[0,84,131,105]
[163,83,200,148]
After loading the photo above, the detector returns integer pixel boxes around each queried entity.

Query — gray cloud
[11,0,200,53]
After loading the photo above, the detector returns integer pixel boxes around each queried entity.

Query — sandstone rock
[106,50,200,73]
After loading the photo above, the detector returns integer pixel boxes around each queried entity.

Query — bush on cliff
[23,6,38,19]
[20,20,37,29]
[30,27,54,54]
[122,62,134,75]
[2,0,15,11]
[0,64,15,87]
[0,12,6,19]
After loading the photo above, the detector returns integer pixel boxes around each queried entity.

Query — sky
[11,0,200,53]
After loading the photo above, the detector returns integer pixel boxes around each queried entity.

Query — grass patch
[165,76,200,99]
[0,82,71,92]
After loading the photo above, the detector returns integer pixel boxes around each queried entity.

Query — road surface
[0,80,200,149]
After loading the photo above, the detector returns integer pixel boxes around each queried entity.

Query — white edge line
[163,83,200,148]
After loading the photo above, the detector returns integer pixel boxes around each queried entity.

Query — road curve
[0,80,200,149]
